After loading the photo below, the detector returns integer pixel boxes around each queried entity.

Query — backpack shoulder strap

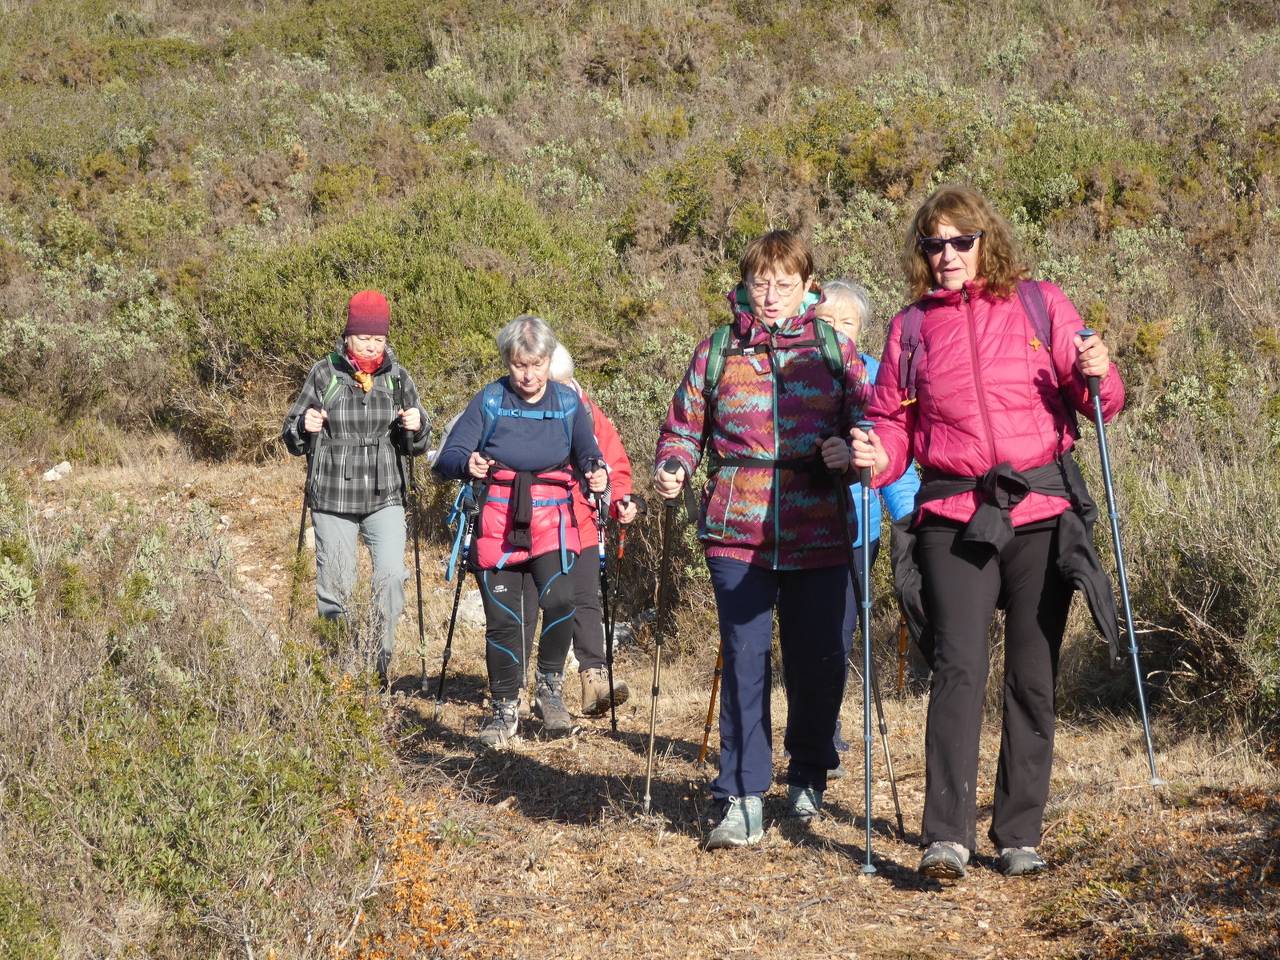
[320,353,345,407]
[815,320,845,382]
[897,305,926,403]
[478,381,505,451]
[702,324,734,401]
[1015,279,1056,384]
[1016,279,1052,345]
[551,381,579,447]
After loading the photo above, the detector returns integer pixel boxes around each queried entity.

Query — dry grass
[6,454,1275,960]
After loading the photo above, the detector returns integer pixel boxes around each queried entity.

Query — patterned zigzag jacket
[655,288,870,571]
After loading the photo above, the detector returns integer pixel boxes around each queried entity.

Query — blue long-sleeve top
[853,354,921,547]
[432,378,602,479]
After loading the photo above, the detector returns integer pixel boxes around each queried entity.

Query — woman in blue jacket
[817,279,921,767]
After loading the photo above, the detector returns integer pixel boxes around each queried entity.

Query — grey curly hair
[496,314,559,365]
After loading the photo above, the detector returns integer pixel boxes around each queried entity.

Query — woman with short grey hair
[497,314,559,367]
[434,316,607,750]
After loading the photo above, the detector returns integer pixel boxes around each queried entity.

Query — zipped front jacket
[868,279,1124,526]
[282,342,430,515]
[655,288,870,570]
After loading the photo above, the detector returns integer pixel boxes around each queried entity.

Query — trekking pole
[287,413,320,626]
[697,641,724,767]
[849,422,911,839]
[644,458,682,816]
[434,482,480,705]
[1079,330,1164,787]
[606,494,645,733]
[590,460,622,734]
[396,395,427,694]
[896,613,908,696]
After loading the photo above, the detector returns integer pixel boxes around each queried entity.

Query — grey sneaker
[706,795,764,850]
[478,698,519,752]
[828,762,847,780]
[997,846,1048,876]
[533,670,575,736]
[919,840,970,879]
[785,785,823,821]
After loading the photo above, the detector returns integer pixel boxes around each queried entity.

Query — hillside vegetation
[0,0,1277,955]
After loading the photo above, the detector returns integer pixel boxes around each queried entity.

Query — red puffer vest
[475,466,581,571]
[868,279,1125,527]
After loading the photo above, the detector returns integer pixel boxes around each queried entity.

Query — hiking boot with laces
[785,785,823,821]
[478,698,519,752]
[580,666,629,717]
[533,670,575,737]
[997,846,1048,877]
[706,795,764,850]
[918,840,970,879]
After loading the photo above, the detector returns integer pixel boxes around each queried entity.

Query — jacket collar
[920,277,988,307]
[725,285,824,342]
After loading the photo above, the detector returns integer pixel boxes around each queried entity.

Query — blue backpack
[475,379,581,452]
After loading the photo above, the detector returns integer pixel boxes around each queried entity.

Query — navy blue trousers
[706,557,849,801]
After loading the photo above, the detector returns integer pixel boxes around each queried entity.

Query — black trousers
[917,517,1072,851]
[476,552,577,701]
[519,552,607,672]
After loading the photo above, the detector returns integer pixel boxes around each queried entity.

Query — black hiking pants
[917,517,1072,851]
[476,551,578,701]
[519,551,608,673]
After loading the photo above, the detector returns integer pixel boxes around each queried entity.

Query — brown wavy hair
[903,184,1028,301]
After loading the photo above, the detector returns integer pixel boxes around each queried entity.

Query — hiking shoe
[580,666,629,717]
[785,785,823,821]
[706,795,764,850]
[517,685,531,720]
[478,699,519,752]
[919,840,970,879]
[997,846,1048,877]
[533,670,575,737]
[828,762,847,780]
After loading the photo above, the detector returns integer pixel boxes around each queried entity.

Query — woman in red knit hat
[281,289,430,687]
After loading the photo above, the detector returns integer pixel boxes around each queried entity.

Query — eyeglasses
[917,231,983,256]
[748,277,801,296]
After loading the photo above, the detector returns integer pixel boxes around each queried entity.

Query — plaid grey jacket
[281,343,430,516]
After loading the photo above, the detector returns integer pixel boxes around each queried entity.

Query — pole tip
[861,863,877,876]
[1150,777,1168,788]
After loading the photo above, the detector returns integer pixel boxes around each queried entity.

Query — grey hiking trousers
[313,505,407,677]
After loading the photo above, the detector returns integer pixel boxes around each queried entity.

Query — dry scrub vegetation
[1,0,1277,956]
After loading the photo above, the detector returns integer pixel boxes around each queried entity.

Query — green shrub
[192,174,625,453]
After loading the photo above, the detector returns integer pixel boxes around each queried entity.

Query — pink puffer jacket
[868,279,1124,527]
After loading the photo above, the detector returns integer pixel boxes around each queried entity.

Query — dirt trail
[39,454,1280,960]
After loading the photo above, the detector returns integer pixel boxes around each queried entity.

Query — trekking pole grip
[856,419,875,488]
[1078,328,1102,403]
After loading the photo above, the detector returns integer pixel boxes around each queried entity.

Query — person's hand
[819,436,851,474]
[467,452,493,479]
[850,425,889,477]
[585,466,608,494]
[653,461,686,500]
[1074,332,1111,379]
[303,407,327,433]
[398,407,422,433]
[616,499,638,524]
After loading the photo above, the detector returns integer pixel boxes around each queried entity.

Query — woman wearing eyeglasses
[654,230,869,850]
[851,185,1124,880]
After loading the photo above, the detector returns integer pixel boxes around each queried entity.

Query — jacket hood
[726,285,824,341]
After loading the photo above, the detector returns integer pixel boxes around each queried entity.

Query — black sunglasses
[917,231,983,256]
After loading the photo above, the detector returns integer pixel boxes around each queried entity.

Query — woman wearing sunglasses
[851,184,1125,880]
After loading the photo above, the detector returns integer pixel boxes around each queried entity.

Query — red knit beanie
[344,289,390,337]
